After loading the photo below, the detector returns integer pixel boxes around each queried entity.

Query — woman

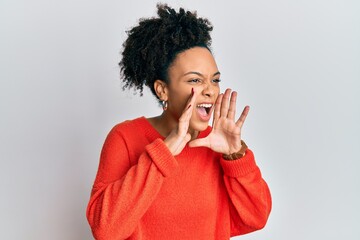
[87,4,271,240]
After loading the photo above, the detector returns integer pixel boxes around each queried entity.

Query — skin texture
[148,47,250,156]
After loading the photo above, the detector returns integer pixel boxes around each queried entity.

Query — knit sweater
[86,117,271,240]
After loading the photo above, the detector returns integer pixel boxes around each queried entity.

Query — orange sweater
[86,117,271,240]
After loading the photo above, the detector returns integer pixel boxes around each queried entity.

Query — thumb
[188,137,209,148]
[184,133,192,143]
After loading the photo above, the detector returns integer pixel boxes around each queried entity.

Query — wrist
[223,140,248,160]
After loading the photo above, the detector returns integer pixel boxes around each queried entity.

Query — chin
[189,120,210,132]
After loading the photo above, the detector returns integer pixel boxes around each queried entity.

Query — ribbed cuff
[145,138,178,177]
[220,149,258,177]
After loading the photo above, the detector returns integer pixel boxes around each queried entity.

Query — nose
[201,82,216,98]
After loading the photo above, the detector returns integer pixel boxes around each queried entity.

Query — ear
[154,80,169,101]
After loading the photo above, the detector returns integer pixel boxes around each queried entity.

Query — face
[160,47,221,131]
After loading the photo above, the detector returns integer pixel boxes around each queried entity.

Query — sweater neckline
[138,116,211,141]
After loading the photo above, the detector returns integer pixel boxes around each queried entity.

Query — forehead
[169,47,218,76]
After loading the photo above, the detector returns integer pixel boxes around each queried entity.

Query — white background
[1,0,359,239]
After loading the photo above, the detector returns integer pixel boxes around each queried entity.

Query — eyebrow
[183,71,221,77]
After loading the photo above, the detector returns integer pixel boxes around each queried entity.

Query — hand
[163,88,196,156]
[189,88,249,155]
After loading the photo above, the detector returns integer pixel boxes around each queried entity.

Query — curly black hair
[119,3,213,100]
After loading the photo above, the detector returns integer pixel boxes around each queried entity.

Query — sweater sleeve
[220,149,272,236]
[86,127,178,240]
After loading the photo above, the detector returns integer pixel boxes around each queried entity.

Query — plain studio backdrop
[1,0,359,239]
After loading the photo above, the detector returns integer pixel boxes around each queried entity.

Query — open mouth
[196,103,213,116]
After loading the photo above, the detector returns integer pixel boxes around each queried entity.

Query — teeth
[197,103,212,108]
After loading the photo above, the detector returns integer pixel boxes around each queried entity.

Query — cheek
[215,86,220,95]
[169,89,191,112]
[213,86,220,99]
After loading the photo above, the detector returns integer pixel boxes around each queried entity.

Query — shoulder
[106,116,159,147]
[102,117,146,145]
[102,117,158,164]
[110,116,146,135]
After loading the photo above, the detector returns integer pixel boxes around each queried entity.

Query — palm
[189,89,249,154]
[207,116,242,154]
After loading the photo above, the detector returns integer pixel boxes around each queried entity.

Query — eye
[188,78,201,83]
[212,79,221,83]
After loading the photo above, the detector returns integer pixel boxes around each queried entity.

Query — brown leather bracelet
[222,140,248,160]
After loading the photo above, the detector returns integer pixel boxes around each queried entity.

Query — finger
[178,106,193,135]
[188,137,210,148]
[178,89,196,134]
[227,91,237,120]
[182,133,192,145]
[213,93,223,124]
[183,87,195,111]
[220,88,231,117]
[235,105,250,128]
[179,88,196,119]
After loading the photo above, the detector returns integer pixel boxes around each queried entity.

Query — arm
[87,89,197,239]
[220,149,272,235]
[189,89,272,234]
[86,127,178,240]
